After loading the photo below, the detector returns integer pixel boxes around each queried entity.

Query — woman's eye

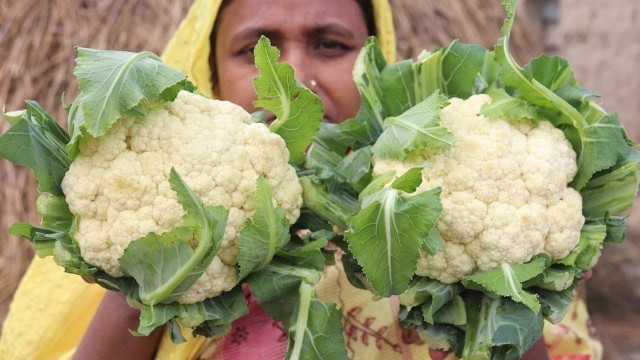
[314,40,350,57]
[235,44,257,59]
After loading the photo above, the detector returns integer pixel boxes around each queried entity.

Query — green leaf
[379,59,417,116]
[391,167,423,193]
[413,41,495,101]
[422,227,445,256]
[0,116,35,168]
[349,37,388,138]
[341,252,372,291]
[253,36,323,164]
[0,102,71,196]
[346,187,442,296]
[358,171,396,202]
[523,55,578,91]
[248,269,307,324]
[557,222,606,270]
[119,169,229,305]
[418,323,464,354]
[286,283,348,360]
[439,41,491,99]
[523,266,575,291]
[73,47,191,138]
[13,224,53,259]
[135,285,248,342]
[372,92,452,160]
[480,88,539,122]
[276,239,329,271]
[3,109,26,125]
[238,177,291,279]
[166,319,187,343]
[432,295,467,326]
[420,283,464,324]
[535,288,575,324]
[36,194,73,230]
[66,98,85,159]
[7,222,32,239]
[300,176,359,229]
[462,294,543,360]
[12,217,97,277]
[462,257,547,313]
[335,146,373,193]
[554,85,599,106]
[580,150,640,215]
[247,242,329,323]
[399,277,463,323]
[605,216,627,243]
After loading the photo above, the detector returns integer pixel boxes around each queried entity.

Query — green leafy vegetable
[119,169,229,305]
[480,88,539,122]
[371,91,452,160]
[346,187,442,296]
[135,285,249,342]
[399,278,463,323]
[300,176,359,229]
[73,47,191,138]
[286,283,347,360]
[462,257,547,313]
[253,36,324,164]
[391,167,424,193]
[0,101,71,195]
[462,294,543,360]
[238,176,291,279]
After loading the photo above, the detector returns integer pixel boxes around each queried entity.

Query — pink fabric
[210,292,288,359]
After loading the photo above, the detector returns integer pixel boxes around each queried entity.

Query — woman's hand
[73,291,163,360]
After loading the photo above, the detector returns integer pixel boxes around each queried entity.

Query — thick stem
[289,282,315,360]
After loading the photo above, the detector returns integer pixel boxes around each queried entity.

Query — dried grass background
[0,0,544,330]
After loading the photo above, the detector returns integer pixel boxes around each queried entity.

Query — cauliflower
[1,42,346,351]
[301,1,637,357]
[62,91,302,303]
[374,95,585,283]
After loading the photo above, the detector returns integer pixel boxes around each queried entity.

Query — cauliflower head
[374,94,585,283]
[61,91,302,303]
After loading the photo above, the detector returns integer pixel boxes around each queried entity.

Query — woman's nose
[280,48,315,89]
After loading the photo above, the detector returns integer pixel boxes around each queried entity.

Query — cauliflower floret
[62,91,303,303]
[374,94,585,283]
[415,242,477,283]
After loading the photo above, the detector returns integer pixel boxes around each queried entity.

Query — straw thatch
[0,0,542,329]
[393,0,542,62]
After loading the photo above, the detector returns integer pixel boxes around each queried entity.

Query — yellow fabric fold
[0,257,105,359]
[161,0,223,98]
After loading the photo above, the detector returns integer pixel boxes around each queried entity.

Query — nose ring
[310,79,318,87]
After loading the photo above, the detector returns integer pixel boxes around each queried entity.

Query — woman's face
[214,0,370,123]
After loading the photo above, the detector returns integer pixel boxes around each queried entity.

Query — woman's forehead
[219,0,367,39]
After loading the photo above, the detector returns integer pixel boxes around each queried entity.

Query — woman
[0,1,600,359]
